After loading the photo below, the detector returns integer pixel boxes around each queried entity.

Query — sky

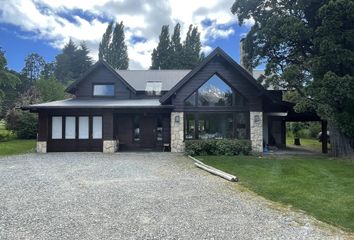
[0,0,254,72]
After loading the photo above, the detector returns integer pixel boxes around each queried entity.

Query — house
[22,47,324,153]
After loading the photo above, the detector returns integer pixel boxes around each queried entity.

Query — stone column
[103,140,118,153]
[170,112,185,152]
[250,111,263,152]
[36,141,47,153]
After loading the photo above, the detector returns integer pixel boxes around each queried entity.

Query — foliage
[231,0,354,156]
[21,53,45,82]
[151,23,203,69]
[199,155,354,231]
[0,120,15,142]
[0,49,20,113]
[98,21,129,69]
[99,21,113,62]
[55,39,93,84]
[5,109,37,139]
[185,139,252,156]
[35,76,66,102]
[0,139,36,156]
[151,25,172,69]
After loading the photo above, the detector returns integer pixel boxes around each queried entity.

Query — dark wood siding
[75,65,132,99]
[172,56,263,111]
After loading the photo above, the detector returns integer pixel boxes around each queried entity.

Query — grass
[197,154,354,232]
[0,139,36,156]
[286,137,323,151]
[0,120,36,156]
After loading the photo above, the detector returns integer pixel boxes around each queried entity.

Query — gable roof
[159,47,269,104]
[66,60,136,94]
[117,70,190,91]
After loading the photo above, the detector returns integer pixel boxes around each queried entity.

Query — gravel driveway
[0,153,349,239]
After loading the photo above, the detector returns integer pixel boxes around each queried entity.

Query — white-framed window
[52,116,62,139]
[79,116,89,139]
[65,116,76,139]
[92,116,102,139]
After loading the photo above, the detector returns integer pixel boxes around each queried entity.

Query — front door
[140,117,156,149]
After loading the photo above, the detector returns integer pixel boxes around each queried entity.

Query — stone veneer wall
[250,111,263,152]
[37,141,47,153]
[103,140,118,153]
[171,112,185,152]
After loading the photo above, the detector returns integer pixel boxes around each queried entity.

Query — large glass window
[65,117,76,139]
[92,116,102,139]
[79,116,89,139]
[198,113,233,139]
[52,116,62,139]
[184,75,238,107]
[93,84,115,96]
[184,112,249,140]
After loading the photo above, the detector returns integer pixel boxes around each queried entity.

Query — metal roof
[116,70,191,91]
[22,98,172,110]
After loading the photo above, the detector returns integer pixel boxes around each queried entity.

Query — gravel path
[0,152,350,239]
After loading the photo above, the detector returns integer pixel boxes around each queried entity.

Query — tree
[182,25,202,69]
[109,21,129,69]
[170,23,183,69]
[0,49,20,117]
[41,62,55,79]
[22,53,45,82]
[55,39,93,85]
[151,25,172,69]
[35,76,66,102]
[98,21,113,62]
[55,39,77,84]
[231,0,354,157]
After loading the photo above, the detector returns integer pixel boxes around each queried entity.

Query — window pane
[145,81,162,96]
[157,117,163,141]
[133,115,140,141]
[198,75,233,106]
[185,113,195,139]
[198,113,233,139]
[65,117,76,139]
[235,112,248,139]
[52,116,62,139]
[184,92,196,106]
[79,116,89,139]
[93,84,114,96]
[92,116,102,139]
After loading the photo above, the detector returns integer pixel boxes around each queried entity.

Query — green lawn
[286,137,323,151]
[198,154,354,232]
[0,139,36,156]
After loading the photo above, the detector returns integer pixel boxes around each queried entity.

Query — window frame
[92,83,115,97]
[183,73,247,108]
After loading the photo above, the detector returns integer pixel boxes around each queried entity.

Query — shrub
[185,139,252,156]
[5,109,37,139]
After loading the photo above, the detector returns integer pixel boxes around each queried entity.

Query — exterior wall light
[175,115,180,123]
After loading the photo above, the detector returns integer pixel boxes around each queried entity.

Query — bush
[5,109,37,139]
[185,139,252,156]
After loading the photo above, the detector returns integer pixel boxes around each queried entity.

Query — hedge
[185,139,252,156]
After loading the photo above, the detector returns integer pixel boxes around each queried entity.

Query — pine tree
[150,25,171,69]
[98,21,113,62]
[55,39,93,85]
[74,42,93,78]
[55,39,77,84]
[109,21,129,69]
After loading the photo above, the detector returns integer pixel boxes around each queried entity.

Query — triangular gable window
[184,74,244,106]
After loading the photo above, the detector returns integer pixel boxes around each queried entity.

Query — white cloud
[0,0,245,69]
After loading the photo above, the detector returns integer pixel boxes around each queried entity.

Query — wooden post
[322,120,328,154]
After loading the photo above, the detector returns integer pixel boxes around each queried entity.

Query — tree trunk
[329,123,354,158]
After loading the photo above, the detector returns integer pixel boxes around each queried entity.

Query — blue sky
[0,0,253,72]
